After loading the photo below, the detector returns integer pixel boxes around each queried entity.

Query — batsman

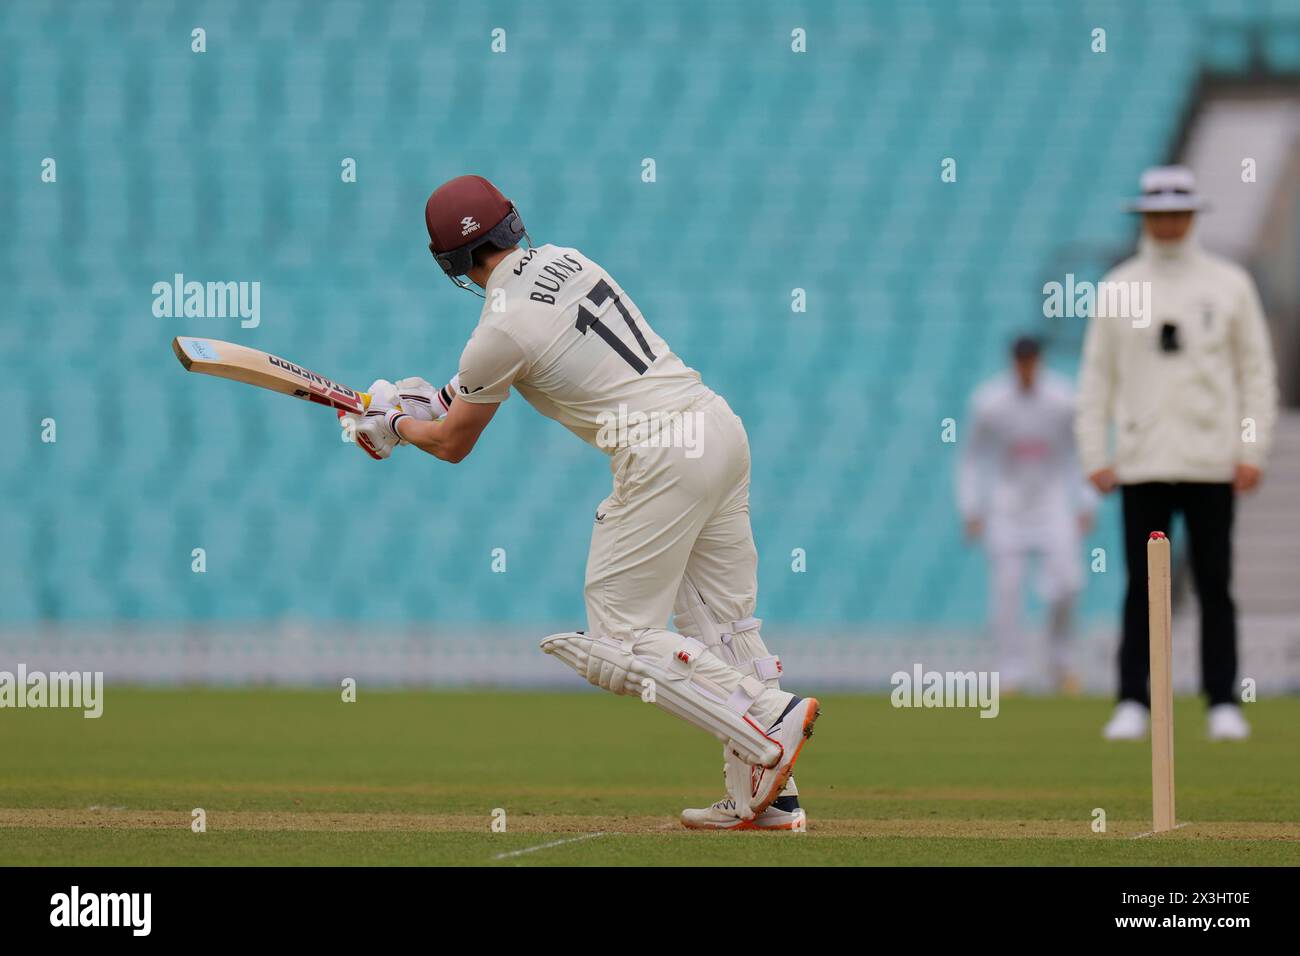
[342,175,819,830]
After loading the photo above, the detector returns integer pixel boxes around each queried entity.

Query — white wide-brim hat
[1125,165,1209,213]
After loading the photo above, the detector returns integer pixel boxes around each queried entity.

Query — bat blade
[171,337,370,415]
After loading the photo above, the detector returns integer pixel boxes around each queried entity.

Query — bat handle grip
[358,393,404,414]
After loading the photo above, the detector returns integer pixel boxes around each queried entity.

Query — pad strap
[725,675,768,714]
[752,654,783,682]
[717,616,762,645]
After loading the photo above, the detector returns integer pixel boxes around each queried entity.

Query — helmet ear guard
[430,242,473,278]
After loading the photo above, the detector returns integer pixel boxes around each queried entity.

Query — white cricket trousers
[583,393,785,728]
[985,514,1083,689]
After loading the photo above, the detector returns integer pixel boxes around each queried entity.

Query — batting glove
[395,375,457,422]
[340,379,409,460]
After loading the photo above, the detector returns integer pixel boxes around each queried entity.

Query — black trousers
[1119,482,1237,707]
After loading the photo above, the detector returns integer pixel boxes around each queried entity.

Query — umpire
[1076,166,1278,741]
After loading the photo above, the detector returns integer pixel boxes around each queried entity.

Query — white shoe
[680,795,803,831]
[1207,704,1250,741]
[682,745,806,831]
[748,697,820,816]
[1102,701,1149,740]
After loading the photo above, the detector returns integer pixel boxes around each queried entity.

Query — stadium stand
[2,0,1296,648]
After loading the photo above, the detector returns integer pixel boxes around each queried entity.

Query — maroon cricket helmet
[424,175,526,284]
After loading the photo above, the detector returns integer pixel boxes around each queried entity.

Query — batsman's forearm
[395,418,469,463]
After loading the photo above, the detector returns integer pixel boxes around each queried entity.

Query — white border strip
[1130,822,1190,839]
[492,831,606,861]
[4,617,1298,692]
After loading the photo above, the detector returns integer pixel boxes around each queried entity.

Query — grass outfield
[0,689,1296,866]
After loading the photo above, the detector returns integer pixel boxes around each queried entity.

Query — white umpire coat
[1075,235,1278,484]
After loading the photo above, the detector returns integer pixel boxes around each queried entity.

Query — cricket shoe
[1102,700,1149,740]
[681,793,803,831]
[749,696,819,816]
[1207,704,1250,741]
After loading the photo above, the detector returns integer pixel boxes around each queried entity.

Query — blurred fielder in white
[958,336,1098,692]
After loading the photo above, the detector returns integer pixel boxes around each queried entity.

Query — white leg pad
[540,631,782,769]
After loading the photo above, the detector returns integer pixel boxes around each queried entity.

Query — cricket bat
[172,337,372,415]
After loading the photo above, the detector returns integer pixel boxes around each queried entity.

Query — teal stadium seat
[1264,26,1300,69]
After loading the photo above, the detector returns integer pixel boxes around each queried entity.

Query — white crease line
[492,831,606,861]
[1131,823,1190,839]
